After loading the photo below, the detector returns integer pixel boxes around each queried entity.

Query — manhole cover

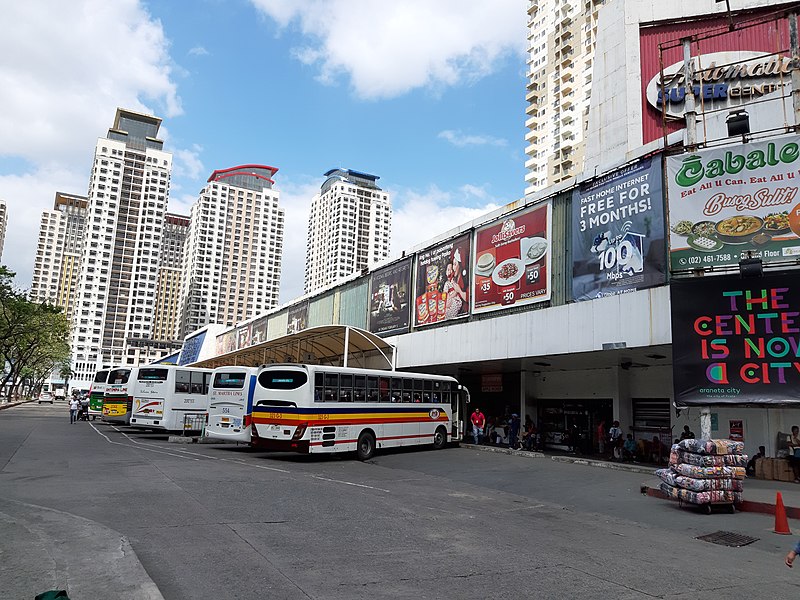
[696,531,759,547]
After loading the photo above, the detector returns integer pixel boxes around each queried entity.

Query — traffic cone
[775,492,791,535]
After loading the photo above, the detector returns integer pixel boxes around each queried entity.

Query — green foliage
[0,268,71,397]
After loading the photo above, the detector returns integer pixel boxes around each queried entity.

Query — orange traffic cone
[775,492,791,535]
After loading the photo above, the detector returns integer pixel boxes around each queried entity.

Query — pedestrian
[679,424,696,441]
[68,397,79,424]
[596,419,606,455]
[608,420,623,460]
[470,408,485,445]
[786,539,800,567]
[508,414,520,449]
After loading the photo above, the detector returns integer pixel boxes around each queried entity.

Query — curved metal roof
[188,325,395,371]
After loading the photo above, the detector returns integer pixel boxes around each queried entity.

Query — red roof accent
[207,164,279,184]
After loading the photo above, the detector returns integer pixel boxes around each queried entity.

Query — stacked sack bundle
[655,439,747,506]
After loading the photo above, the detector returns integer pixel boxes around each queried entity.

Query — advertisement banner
[287,302,308,335]
[215,330,237,355]
[472,202,551,314]
[251,317,268,345]
[667,135,800,271]
[671,272,800,405]
[572,156,666,301]
[237,324,251,349]
[369,258,412,336]
[413,233,471,327]
[178,331,206,366]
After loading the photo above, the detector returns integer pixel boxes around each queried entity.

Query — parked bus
[101,367,139,425]
[129,366,212,432]
[88,369,110,419]
[205,366,259,443]
[250,364,469,460]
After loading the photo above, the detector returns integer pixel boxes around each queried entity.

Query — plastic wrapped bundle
[672,463,746,480]
[669,450,748,468]
[677,439,744,456]
[656,469,744,492]
[659,482,743,505]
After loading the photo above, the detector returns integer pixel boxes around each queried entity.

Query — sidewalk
[0,399,34,411]
[461,441,800,518]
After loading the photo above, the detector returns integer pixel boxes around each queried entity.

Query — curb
[461,443,657,475]
[642,484,800,519]
[0,399,35,411]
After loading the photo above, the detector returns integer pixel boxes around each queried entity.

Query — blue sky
[0,0,528,303]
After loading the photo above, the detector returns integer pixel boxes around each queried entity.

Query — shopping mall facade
[177,1,800,458]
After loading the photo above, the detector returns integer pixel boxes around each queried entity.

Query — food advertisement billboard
[369,258,412,336]
[671,272,800,406]
[413,233,471,327]
[572,156,666,301]
[287,302,308,335]
[667,135,800,271]
[472,202,551,314]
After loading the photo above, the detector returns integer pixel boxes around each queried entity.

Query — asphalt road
[2,402,799,599]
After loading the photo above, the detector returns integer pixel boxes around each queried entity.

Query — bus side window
[379,377,391,402]
[315,373,324,402]
[324,372,338,403]
[203,373,210,395]
[367,376,379,402]
[175,371,190,394]
[391,378,402,403]
[190,372,204,394]
[402,378,413,403]
[339,374,353,402]
[441,392,450,405]
[413,379,423,403]
[354,375,366,402]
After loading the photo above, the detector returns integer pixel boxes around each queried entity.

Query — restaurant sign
[667,134,800,271]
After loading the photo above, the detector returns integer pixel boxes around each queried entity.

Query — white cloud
[0,0,182,287]
[250,0,526,99]
[173,145,206,181]
[273,178,319,304]
[438,130,508,148]
[188,46,209,56]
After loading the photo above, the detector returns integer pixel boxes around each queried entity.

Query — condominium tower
[525,0,604,194]
[70,108,173,386]
[179,165,284,337]
[30,192,88,318]
[152,213,189,341]
[304,169,391,294]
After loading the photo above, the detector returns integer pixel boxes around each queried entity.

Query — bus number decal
[184,398,194,404]
[221,407,231,414]
[266,412,283,420]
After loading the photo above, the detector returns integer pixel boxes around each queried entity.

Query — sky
[0,0,528,304]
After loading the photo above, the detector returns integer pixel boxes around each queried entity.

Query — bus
[88,369,110,419]
[205,367,259,443]
[101,367,139,425]
[129,366,212,432]
[250,364,469,460]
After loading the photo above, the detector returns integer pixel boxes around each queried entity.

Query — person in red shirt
[470,408,485,444]
[596,420,606,455]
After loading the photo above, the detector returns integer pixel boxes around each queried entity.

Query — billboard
[413,233,471,327]
[667,135,800,271]
[572,156,667,301]
[215,330,237,355]
[178,331,206,366]
[671,272,800,406]
[369,258,412,336]
[287,302,308,335]
[472,202,551,314]
[250,316,268,345]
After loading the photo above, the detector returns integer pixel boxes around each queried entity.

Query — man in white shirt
[69,397,79,424]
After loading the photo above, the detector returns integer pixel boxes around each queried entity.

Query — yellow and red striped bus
[101,367,139,425]
[251,364,469,460]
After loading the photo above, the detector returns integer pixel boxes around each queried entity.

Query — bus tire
[433,426,447,450]
[357,431,375,461]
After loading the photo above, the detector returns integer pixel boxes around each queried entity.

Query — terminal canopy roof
[189,325,395,371]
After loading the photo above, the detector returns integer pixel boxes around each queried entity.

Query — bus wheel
[357,431,375,461]
[433,426,447,450]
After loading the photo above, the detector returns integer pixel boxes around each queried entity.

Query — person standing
[596,419,606,455]
[470,408,485,444]
[508,414,521,450]
[679,425,696,441]
[608,420,623,460]
[68,397,79,424]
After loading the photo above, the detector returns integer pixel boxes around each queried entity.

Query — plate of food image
[491,258,525,286]
[763,211,791,235]
[686,234,724,253]
[475,252,496,277]
[521,236,548,265]
[715,215,763,244]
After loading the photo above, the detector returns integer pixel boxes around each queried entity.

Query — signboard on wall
[413,233,471,327]
[215,330,237,355]
[251,317,268,345]
[237,324,250,349]
[178,331,206,366]
[671,272,800,405]
[287,302,308,335]
[472,202,551,314]
[729,420,744,442]
[667,135,800,271]
[572,156,667,301]
[368,258,412,336]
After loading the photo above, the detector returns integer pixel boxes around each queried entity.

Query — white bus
[129,366,212,432]
[102,367,139,425]
[88,369,111,418]
[250,364,469,460]
[205,366,259,443]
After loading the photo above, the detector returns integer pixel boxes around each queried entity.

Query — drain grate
[696,531,759,547]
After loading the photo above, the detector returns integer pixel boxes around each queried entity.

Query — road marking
[309,475,390,493]
[90,423,201,461]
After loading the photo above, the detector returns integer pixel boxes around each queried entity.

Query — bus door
[452,385,469,441]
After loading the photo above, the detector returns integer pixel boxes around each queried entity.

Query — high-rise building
[30,192,88,318]
[179,165,284,337]
[525,0,605,195]
[0,199,6,261]
[70,108,173,386]
[152,213,189,342]
[304,169,391,294]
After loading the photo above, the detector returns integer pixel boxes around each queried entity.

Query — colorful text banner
[413,233,471,327]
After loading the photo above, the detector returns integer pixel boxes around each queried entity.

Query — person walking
[68,397,79,424]
[470,408,485,444]
[508,414,521,450]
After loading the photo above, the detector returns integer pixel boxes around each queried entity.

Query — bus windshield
[108,370,131,385]
[213,372,247,389]
[93,370,109,383]
[138,368,169,382]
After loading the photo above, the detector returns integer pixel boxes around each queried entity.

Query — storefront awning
[188,325,395,370]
